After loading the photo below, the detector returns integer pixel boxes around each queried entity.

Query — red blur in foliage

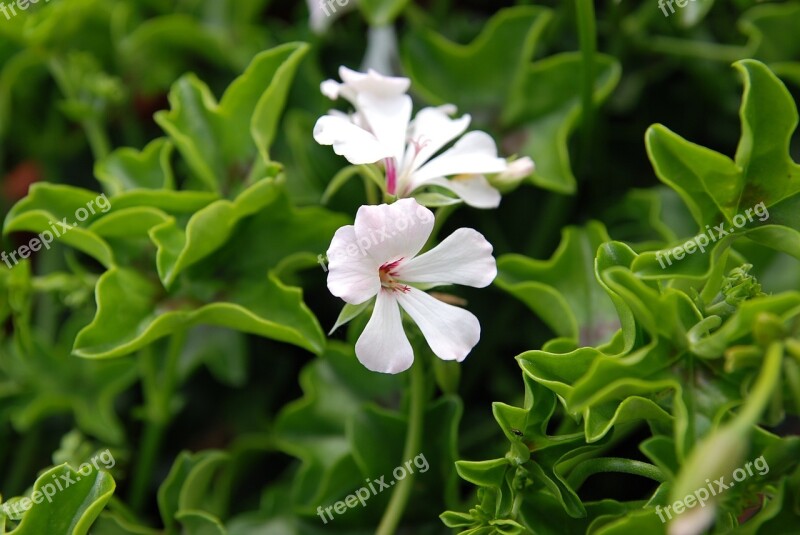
[3,160,42,202]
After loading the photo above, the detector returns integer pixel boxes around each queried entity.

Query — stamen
[379,258,409,292]
[410,136,431,155]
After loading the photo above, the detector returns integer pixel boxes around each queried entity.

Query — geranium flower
[314,67,510,208]
[326,198,496,373]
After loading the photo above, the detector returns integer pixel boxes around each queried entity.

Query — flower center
[386,136,432,197]
[379,258,410,293]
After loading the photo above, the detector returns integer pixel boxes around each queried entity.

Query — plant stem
[5,426,40,494]
[129,419,166,513]
[735,341,783,430]
[575,0,597,164]
[83,119,111,161]
[129,331,186,512]
[567,457,665,490]
[47,57,111,161]
[375,356,427,535]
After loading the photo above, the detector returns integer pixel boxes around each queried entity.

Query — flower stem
[375,356,427,535]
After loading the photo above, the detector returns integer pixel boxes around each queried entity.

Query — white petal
[423,175,502,209]
[313,115,391,165]
[499,157,535,180]
[404,107,471,174]
[355,291,414,374]
[339,66,410,97]
[396,288,481,362]
[326,225,380,304]
[361,26,399,79]
[321,79,343,100]
[668,504,716,535]
[353,199,434,264]
[308,0,331,33]
[410,131,508,186]
[397,228,497,287]
[357,92,412,164]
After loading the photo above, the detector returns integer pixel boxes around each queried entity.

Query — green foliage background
[0,0,799,534]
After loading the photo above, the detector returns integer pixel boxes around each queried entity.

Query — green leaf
[273,342,402,508]
[104,190,218,214]
[175,511,226,535]
[4,464,114,535]
[95,138,175,195]
[74,178,346,358]
[118,15,238,95]
[329,301,371,335]
[150,177,282,288]
[588,508,666,534]
[645,124,742,225]
[358,0,409,26]
[3,338,137,444]
[4,183,115,268]
[157,450,229,533]
[740,2,800,64]
[455,459,509,489]
[496,222,620,346]
[689,293,800,359]
[72,267,327,358]
[89,208,172,239]
[349,396,463,517]
[644,60,800,254]
[502,52,621,194]
[154,43,309,191]
[401,7,552,112]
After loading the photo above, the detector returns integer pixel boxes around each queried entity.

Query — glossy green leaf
[502,52,621,194]
[496,222,620,346]
[150,177,281,288]
[155,43,309,191]
[644,60,800,264]
[72,267,326,358]
[4,183,115,267]
[273,342,401,508]
[402,7,552,111]
[3,338,137,444]
[4,464,114,534]
[95,138,175,195]
[157,450,229,533]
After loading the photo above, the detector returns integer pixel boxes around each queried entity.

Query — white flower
[326,198,496,373]
[498,157,535,182]
[314,67,508,208]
